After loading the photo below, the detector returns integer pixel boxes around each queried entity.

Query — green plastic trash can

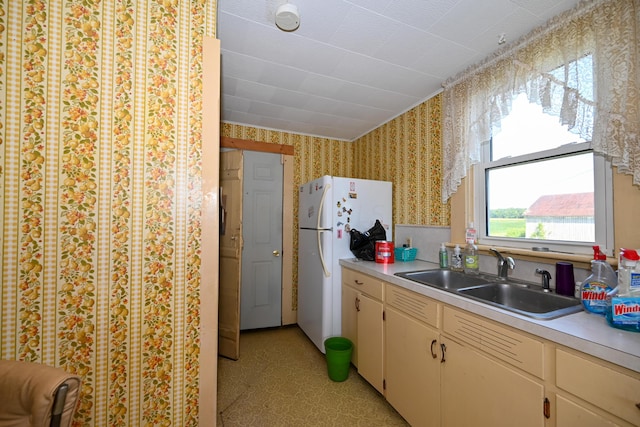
[324,337,353,382]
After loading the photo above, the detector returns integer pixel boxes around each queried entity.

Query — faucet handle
[491,248,514,266]
[505,256,515,270]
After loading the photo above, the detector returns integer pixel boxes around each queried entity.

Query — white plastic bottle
[450,245,463,272]
[606,248,640,332]
[632,255,640,297]
[618,248,640,296]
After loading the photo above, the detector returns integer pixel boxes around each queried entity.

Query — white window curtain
[441,0,639,202]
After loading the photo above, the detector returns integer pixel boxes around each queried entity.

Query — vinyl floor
[216,325,409,426]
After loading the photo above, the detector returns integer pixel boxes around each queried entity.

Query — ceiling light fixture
[275,3,300,32]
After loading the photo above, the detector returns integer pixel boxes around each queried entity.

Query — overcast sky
[489,94,593,210]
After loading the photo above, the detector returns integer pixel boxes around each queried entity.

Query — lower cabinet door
[556,394,618,427]
[556,348,640,426]
[385,306,440,427]
[357,292,384,393]
[341,284,359,367]
[440,338,545,427]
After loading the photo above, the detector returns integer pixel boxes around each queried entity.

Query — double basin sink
[395,269,583,320]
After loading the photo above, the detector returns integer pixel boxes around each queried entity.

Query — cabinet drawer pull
[355,297,360,312]
[354,279,364,285]
[636,402,640,410]
[440,343,447,363]
[430,339,438,359]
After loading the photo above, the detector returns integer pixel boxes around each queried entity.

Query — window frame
[474,139,614,256]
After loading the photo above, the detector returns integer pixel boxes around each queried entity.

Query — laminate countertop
[340,258,640,373]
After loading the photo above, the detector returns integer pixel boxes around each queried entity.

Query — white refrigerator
[297,175,392,353]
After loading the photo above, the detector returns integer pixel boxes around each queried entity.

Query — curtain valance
[441,0,639,202]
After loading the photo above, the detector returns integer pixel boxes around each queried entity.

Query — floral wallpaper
[222,94,449,310]
[0,1,216,425]
[353,96,449,226]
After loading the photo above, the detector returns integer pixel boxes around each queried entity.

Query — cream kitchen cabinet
[441,306,546,427]
[385,284,441,427]
[343,265,640,427]
[555,395,618,427]
[439,338,545,427]
[341,284,358,365]
[554,347,640,427]
[341,268,384,393]
[385,283,545,427]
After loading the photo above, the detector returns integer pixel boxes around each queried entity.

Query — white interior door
[240,151,283,330]
[218,150,243,359]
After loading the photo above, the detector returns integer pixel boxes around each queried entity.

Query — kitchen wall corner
[395,225,451,264]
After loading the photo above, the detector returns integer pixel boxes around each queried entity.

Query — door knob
[273,250,280,257]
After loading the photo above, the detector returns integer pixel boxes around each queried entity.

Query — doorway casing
[220,137,296,326]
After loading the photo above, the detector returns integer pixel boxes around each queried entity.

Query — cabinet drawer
[385,284,440,328]
[556,348,640,426]
[342,268,383,300]
[443,306,544,379]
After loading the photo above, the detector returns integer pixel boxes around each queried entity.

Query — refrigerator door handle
[316,183,331,230]
[318,183,331,277]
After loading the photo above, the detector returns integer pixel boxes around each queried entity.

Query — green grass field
[488,218,526,238]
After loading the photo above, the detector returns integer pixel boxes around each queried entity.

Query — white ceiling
[217,0,580,141]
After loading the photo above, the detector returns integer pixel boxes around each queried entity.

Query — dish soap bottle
[605,248,640,332]
[463,238,479,275]
[450,245,463,272]
[580,245,617,316]
[439,243,449,269]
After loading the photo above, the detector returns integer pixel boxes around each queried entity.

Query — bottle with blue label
[580,246,617,316]
[605,248,640,332]
[617,248,640,296]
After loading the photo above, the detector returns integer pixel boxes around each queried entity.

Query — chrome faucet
[490,248,515,280]
[536,268,552,292]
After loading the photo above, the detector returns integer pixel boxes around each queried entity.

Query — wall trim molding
[221,136,295,155]
[219,136,297,326]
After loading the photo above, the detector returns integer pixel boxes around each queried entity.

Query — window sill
[446,243,617,270]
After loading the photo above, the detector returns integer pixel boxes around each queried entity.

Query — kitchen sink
[458,282,583,320]
[395,269,492,290]
[395,269,583,320]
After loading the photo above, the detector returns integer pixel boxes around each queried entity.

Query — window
[474,58,613,255]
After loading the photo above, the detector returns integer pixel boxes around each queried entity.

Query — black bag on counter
[349,219,387,261]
